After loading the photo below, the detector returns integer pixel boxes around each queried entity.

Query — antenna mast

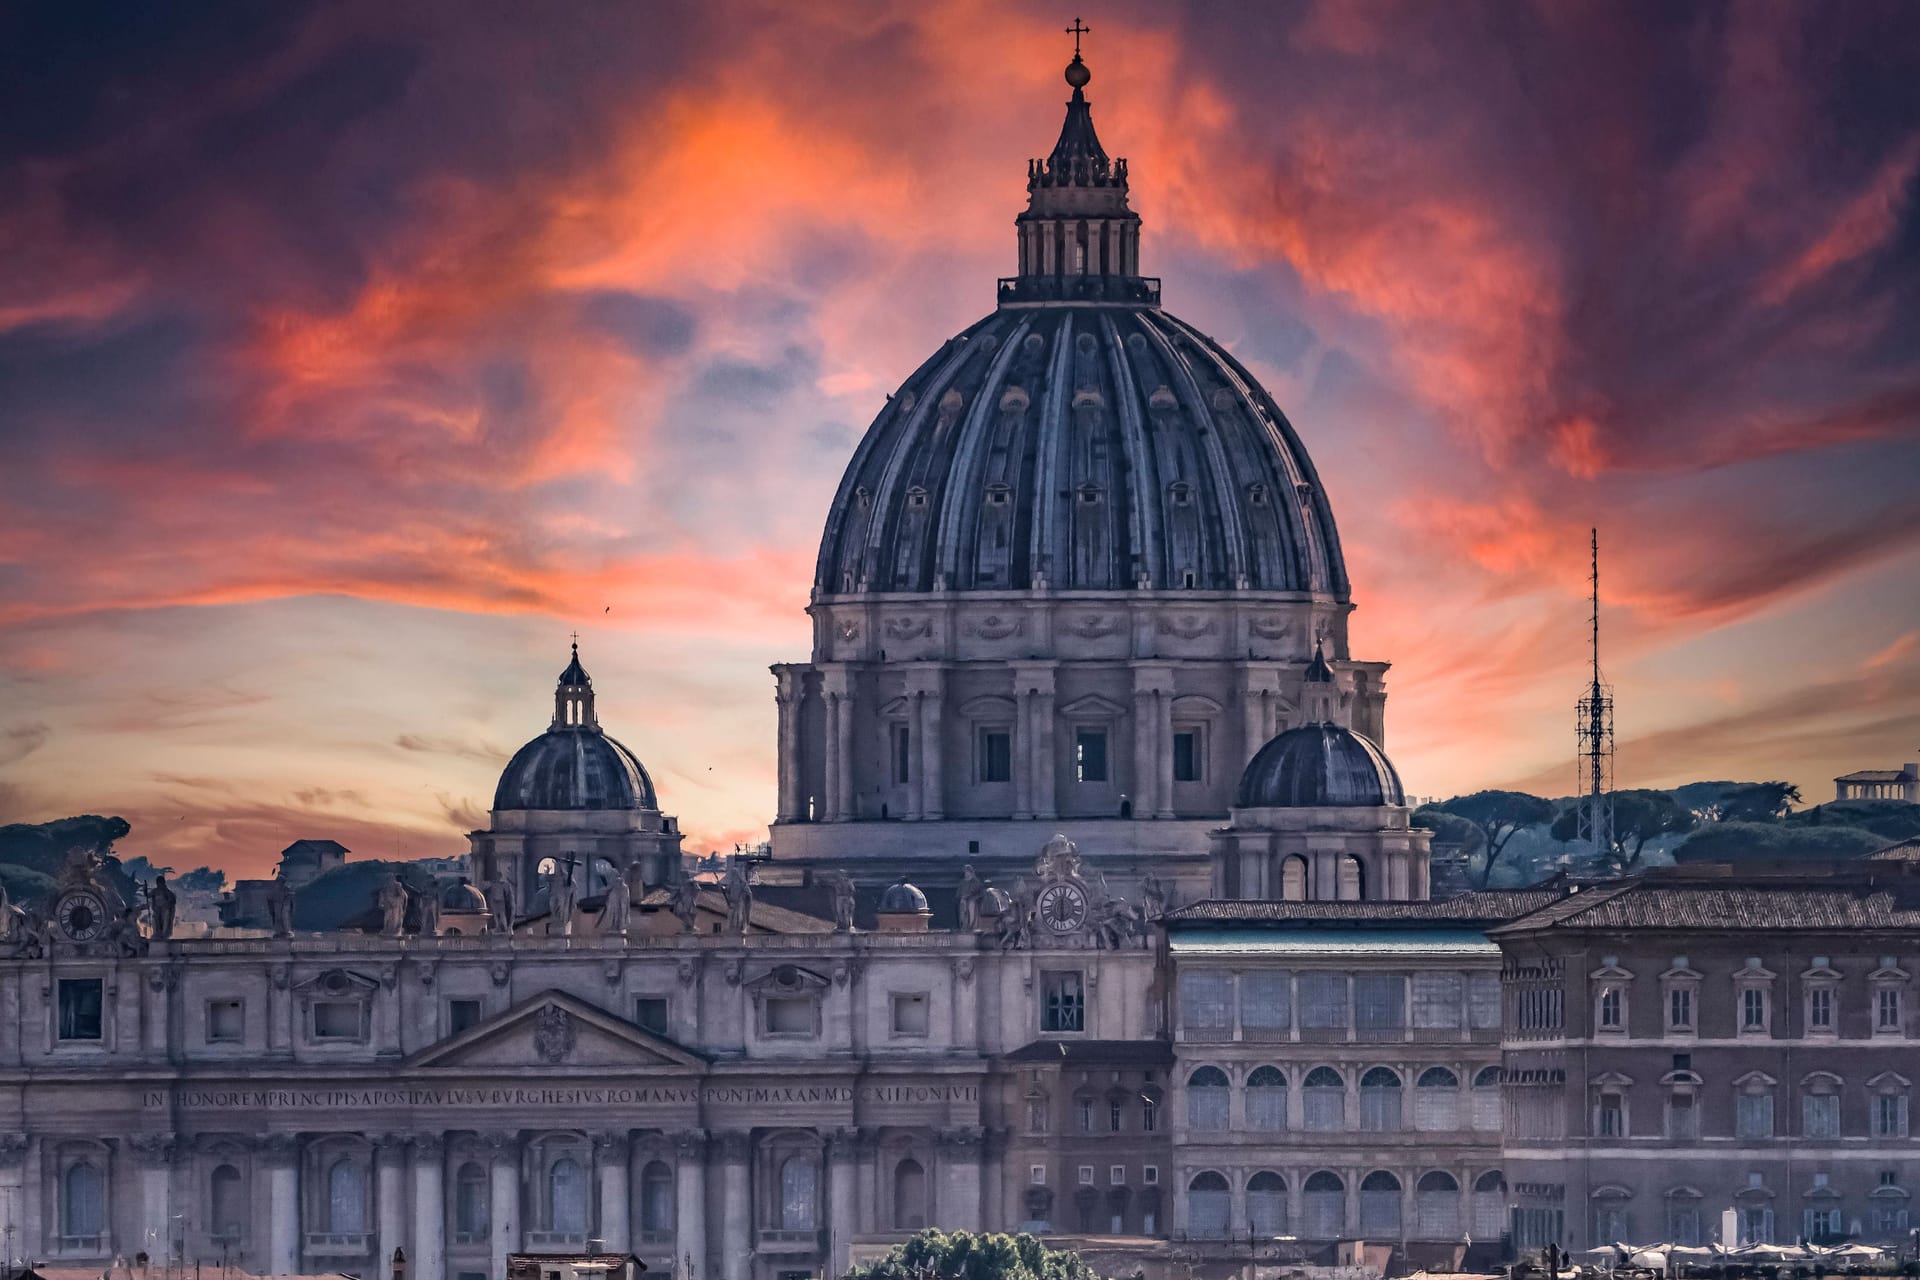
[1573,528,1615,869]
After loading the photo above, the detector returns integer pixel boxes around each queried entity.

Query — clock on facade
[56,891,109,942]
[1036,882,1088,934]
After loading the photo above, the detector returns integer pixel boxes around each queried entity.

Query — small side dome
[878,878,930,914]
[1236,723,1405,809]
[442,879,488,912]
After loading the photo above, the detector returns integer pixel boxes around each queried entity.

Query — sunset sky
[3,1,1918,879]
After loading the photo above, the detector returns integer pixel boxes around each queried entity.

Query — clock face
[1036,883,1088,934]
[57,891,107,942]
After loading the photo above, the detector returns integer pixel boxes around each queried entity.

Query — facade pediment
[407,989,707,1071]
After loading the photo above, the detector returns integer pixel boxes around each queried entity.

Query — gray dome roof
[1236,723,1404,809]
[493,729,657,811]
[814,306,1348,596]
[441,880,488,911]
[877,878,930,913]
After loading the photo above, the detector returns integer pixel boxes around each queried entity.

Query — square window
[1078,1166,1095,1186]
[978,730,1012,784]
[634,997,668,1035]
[765,996,814,1035]
[207,999,244,1043]
[1110,1165,1126,1185]
[890,993,929,1037]
[311,1000,361,1041]
[890,726,912,786]
[1142,1165,1159,1186]
[1041,971,1085,1033]
[447,998,483,1035]
[58,979,103,1042]
[1074,730,1108,783]
[1172,731,1201,783]
[1030,1165,1047,1186]
[1596,1094,1625,1138]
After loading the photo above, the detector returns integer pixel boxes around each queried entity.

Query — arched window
[1281,856,1307,901]
[892,1158,927,1231]
[210,1164,245,1240]
[549,1157,588,1235]
[1360,1067,1403,1132]
[1415,1171,1460,1240]
[455,1162,490,1238]
[1337,855,1364,901]
[1415,1066,1461,1131]
[1247,1066,1288,1131]
[327,1157,368,1234]
[1248,1172,1287,1237]
[1186,1172,1230,1240]
[779,1156,817,1230]
[1302,1171,1345,1239]
[1303,1067,1345,1131]
[641,1161,674,1233]
[1187,1067,1230,1131]
[1359,1171,1403,1237]
[62,1161,105,1239]
[1472,1065,1503,1131]
[1472,1171,1507,1239]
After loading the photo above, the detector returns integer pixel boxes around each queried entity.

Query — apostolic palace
[5,42,1920,1280]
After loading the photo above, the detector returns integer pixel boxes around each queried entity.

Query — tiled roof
[1003,1038,1175,1065]
[1165,888,1565,926]
[1494,878,1920,934]
[1836,769,1913,782]
[1871,836,1920,862]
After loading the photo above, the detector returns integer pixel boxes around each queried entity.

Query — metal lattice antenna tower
[1573,528,1615,868]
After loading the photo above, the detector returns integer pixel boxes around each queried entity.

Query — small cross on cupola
[553,638,599,731]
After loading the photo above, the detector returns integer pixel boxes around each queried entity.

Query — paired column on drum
[1013,663,1057,820]
[674,1132,709,1280]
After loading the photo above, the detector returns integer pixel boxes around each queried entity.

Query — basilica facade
[5,42,1917,1280]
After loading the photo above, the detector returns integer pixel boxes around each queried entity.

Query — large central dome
[814,307,1348,596]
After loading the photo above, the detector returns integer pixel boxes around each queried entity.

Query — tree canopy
[1551,789,1696,872]
[1787,800,1920,842]
[844,1231,1100,1280]
[1696,781,1801,823]
[1673,821,1889,864]
[1422,790,1555,887]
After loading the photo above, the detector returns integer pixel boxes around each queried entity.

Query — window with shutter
[1179,972,1233,1038]
[1299,973,1348,1031]
[1411,973,1462,1029]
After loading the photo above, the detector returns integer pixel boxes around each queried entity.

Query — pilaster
[411,1136,445,1280]
[594,1133,631,1254]
[673,1131,709,1280]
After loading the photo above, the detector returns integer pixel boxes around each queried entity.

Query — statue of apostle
[602,867,633,939]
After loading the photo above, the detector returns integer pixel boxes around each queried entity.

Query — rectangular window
[1667,1093,1698,1140]
[633,996,668,1035]
[1741,1207,1774,1245]
[1074,730,1108,783]
[890,992,929,1037]
[1077,1166,1095,1186]
[1355,972,1406,1031]
[1110,1165,1126,1185]
[1142,1165,1159,1186]
[1240,971,1291,1033]
[1802,1093,1840,1139]
[977,730,1012,783]
[1178,971,1232,1035]
[1468,973,1503,1029]
[1877,988,1902,1031]
[1299,972,1349,1029]
[765,996,814,1035]
[207,999,244,1043]
[1041,971,1085,1033]
[1029,1165,1047,1186]
[448,998,483,1035]
[1597,986,1622,1029]
[1596,1094,1625,1138]
[58,979,104,1042]
[1737,1093,1775,1139]
[1411,972,1463,1029]
[890,725,912,785]
[1742,988,1767,1031]
[1668,987,1694,1031]
[1874,1093,1909,1138]
[1804,1206,1843,1239]
[1171,731,1200,783]
[1808,987,1834,1031]
[311,1000,361,1041]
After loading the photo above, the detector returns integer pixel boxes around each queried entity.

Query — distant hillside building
[1835,762,1918,803]
[217,840,350,928]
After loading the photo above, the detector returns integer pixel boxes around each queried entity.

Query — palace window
[1074,730,1108,783]
[1041,971,1085,1033]
[1302,1171,1344,1239]
[311,1001,364,1042]
[1802,1076,1842,1138]
[1172,730,1201,783]
[977,729,1012,784]
[1187,1172,1229,1239]
[1246,1066,1288,1131]
[1355,973,1406,1035]
[1303,1067,1345,1132]
[1248,1172,1290,1237]
[1412,972,1463,1029]
[1359,1067,1403,1132]
[1737,1086,1776,1139]
[1415,1067,1461,1131]
[1241,971,1290,1033]
[1668,987,1694,1032]
[57,979,103,1042]
[1597,986,1624,1031]
[1178,971,1232,1036]
[1186,1067,1229,1131]
[1416,1171,1460,1240]
[1872,1083,1910,1138]
[1358,1171,1402,1237]
[1077,1095,1095,1133]
[1472,1066,1503,1131]
[1141,1089,1161,1133]
[1807,985,1835,1033]
[207,999,243,1044]
[1595,1091,1626,1138]
[1877,986,1903,1033]
[1666,1191,1703,1246]
[1298,972,1348,1031]
[893,1158,927,1231]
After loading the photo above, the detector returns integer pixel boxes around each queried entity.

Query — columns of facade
[595,1134,630,1254]
[855,1131,879,1235]
[130,1134,177,1263]
[376,1135,408,1278]
[718,1132,752,1280]
[673,1132,708,1280]
[1015,663,1056,821]
[917,668,945,821]
[266,1136,300,1276]
[935,1129,983,1231]
[487,1134,521,1280]
[1013,689,1034,820]
[827,1129,860,1277]
[0,1137,29,1266]
[1154,690,1175,820]
[411,1137,445,1280]
[1131,681,1157,818]
[982,1133,1004,1234]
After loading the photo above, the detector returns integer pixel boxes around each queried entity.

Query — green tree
[1673,821,1888,863]
[844,1231,1100,1280]
[1552,789,1696,872]
[1708,782,1801,823]
[1787,800,1920,842]
[1425,791,1555,887]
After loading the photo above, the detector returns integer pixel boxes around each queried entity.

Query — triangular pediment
[408,989,708,1071]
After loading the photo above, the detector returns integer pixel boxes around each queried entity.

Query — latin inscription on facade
[145,1083,978,1110]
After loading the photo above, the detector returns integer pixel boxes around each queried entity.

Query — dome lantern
[553,638,597,731]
